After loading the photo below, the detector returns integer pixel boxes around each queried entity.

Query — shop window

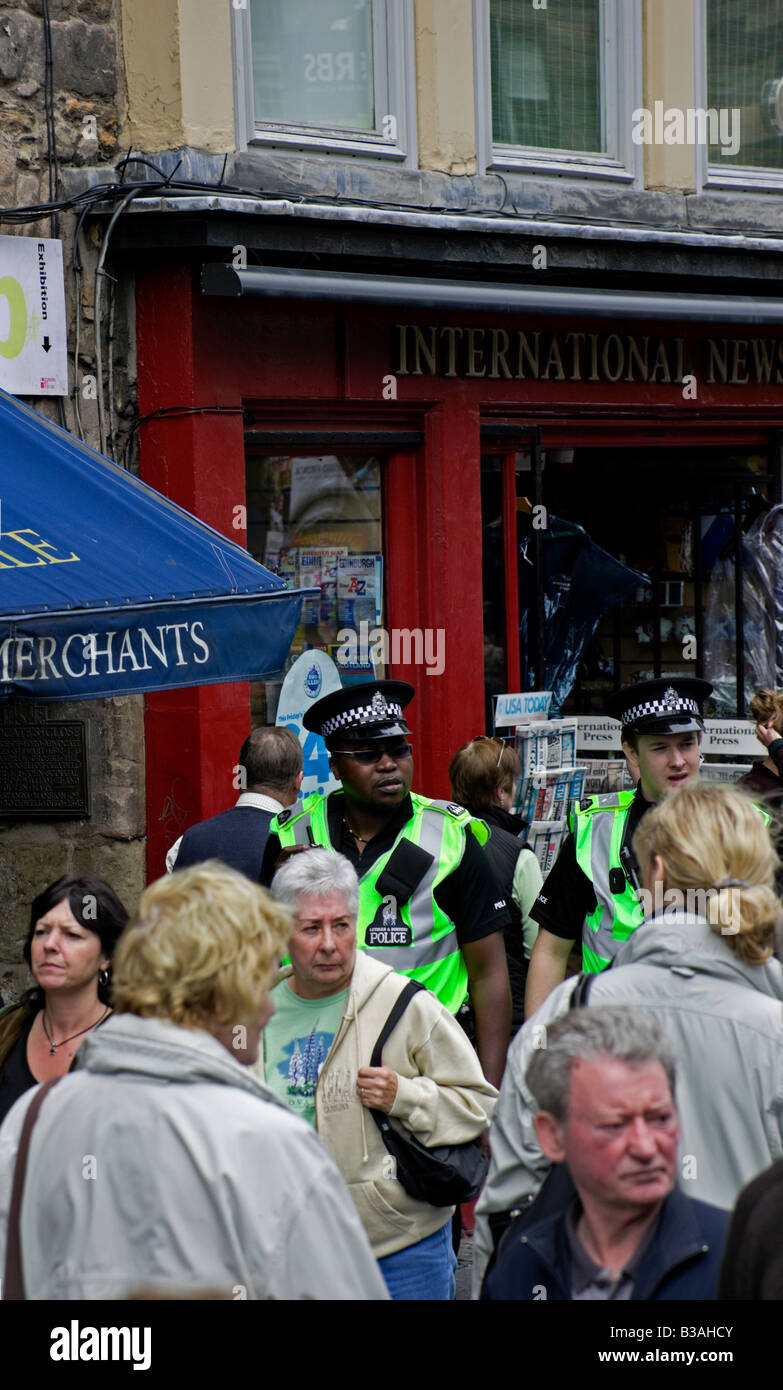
[246,453,384,723]
[703,0,783,186]
[481,443,780,727]
[543,446,779,719]
[234,0,415,162]
[475,0,639,178]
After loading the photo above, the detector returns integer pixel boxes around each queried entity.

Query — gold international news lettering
[393,325,783,387]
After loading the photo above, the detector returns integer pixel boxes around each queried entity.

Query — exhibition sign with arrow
[0,235,67,396]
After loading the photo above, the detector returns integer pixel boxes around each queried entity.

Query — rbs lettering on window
[303,52,369,84]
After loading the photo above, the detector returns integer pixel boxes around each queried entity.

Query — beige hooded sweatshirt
[266,952,497,1259]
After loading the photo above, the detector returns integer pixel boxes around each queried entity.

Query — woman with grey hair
[263,847,498,1301]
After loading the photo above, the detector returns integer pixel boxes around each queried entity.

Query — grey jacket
[473,913,783,1295]
[0,1013,389,1301]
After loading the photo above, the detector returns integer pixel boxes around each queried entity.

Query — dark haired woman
[0,874,129,1125]
[738,689,783,812]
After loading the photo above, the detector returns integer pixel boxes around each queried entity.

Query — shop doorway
[482,434,782,723]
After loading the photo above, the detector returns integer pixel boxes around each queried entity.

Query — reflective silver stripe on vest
[362,807,460,971]
[584,807,621,960]
[282,813,319,847]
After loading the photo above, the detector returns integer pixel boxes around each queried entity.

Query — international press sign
[576,716,759,756]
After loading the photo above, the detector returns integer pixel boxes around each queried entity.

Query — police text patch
[365,924,413,947]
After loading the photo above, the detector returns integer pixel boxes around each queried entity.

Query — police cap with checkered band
[303,679,415,745]
[605,677,712,738]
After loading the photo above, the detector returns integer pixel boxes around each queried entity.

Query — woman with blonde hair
[0,861,387,1301]
[472,781,783,1293]
[737,688,783,811]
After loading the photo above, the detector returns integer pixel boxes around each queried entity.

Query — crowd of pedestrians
[1,675,783,1302]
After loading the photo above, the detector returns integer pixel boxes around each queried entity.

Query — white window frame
[474,0,641,182]
[233,0,416,165]
[696,0,783,193]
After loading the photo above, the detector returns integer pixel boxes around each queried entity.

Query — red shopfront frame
[136,267,783,878]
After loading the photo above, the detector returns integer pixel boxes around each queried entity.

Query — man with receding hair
[481,1008,729,1301]
[167,726,303,882]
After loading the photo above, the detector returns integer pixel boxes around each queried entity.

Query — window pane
[246,454,384,722]
[707,1,783,170]
[490,0,603,152]
[251,0,375,131]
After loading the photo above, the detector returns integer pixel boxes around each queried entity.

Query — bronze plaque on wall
[0,722,89,817]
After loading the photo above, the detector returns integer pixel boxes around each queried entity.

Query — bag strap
[568,972,594,1009]
[374,838,435,907]
[367,980,426,1139]
[370,979,425,1069]
[4,1078,59,1301]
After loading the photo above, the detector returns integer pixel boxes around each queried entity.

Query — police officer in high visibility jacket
[524,677,712,1017]
[265,680,512,1088]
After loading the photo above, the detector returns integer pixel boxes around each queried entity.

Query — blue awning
[0,388,315,700]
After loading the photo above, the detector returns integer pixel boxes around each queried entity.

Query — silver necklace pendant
[49,1044,57,1055]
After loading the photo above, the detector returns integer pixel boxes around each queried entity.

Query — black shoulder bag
[368,980,489,1207]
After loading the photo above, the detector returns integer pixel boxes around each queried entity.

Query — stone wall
[0,697,146,999]
[0,1,146,993]
[0,2,120,203]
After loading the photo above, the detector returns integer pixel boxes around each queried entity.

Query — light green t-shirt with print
[262,981,348,1127]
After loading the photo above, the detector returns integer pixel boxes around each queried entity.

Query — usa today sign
[494,691,553,727]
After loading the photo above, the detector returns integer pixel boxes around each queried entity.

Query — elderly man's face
[535,1056,680,1215]
[288,891,357,1000]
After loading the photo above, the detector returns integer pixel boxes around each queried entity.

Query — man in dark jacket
[719,1160,783,1300]
[168,726,302,883]
[482,1006,728,1301]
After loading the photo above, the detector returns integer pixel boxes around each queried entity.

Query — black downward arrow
[42,336,51,351]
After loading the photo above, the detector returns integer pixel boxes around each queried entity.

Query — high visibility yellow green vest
[571,790,772,974]
[272,792,489,1013]
[571,791,644,974]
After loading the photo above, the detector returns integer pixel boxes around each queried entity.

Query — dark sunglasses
[331,741,413,765]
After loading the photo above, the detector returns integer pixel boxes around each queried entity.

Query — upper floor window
[703,0,783,187]
[475,0,639,180]
[234,0,415,162]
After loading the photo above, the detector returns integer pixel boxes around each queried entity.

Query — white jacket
[473,913,783,1295]
[0,1013,388,1301]
[264,952,497,1258]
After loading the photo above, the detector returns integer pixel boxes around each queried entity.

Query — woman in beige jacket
[263,847,497,1300]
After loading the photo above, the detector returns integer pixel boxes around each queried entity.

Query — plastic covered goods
[704,504,783,716]
[517,515,648,716]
